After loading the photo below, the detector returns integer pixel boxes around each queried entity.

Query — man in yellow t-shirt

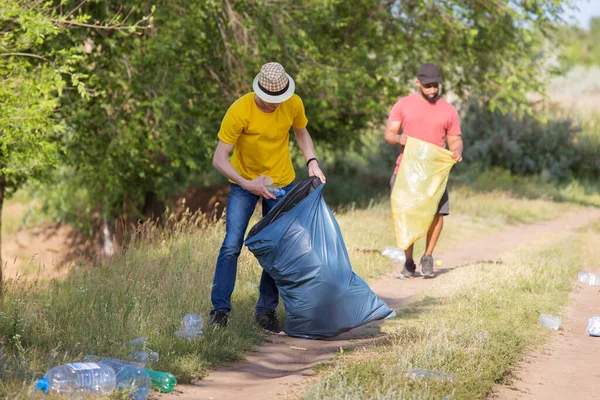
[210,62,326,333]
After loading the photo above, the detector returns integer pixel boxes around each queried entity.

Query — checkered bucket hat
[252,62,296,103]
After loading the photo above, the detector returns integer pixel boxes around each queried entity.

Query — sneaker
[420,254,435,278]
[210,311,228,328]
[256,312,285,335]
[400,259,416,278]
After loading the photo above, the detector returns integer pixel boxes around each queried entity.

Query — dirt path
[164,209,600,400]
[492,269,600,400]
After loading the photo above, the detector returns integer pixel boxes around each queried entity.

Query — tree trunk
[0,174,5,290]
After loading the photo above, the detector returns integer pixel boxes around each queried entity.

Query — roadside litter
[174,313,204,340]
[539,313,562,330]
[578,271,600,286]
[587,316,600,336]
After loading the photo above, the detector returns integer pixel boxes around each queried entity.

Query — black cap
[417,63,442,85]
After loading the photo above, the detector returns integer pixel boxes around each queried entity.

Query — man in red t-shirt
[384,63,464,278]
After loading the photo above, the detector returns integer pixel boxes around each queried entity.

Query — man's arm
[293,127,326,183]
[447,135,463,162]
[384,120,407,145]
[212,140,275,199]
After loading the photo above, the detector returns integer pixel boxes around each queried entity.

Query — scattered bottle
[175,313,203,340]
[35,362,116,397]
[127,336,159,364]
[263,176,286,197]
[84,356,176,394]
[578,271,600,286]
[587,316,600,337]
[144,369,177,393]
[98,359,152,400]
[381,246,407,264]
[539,313,562,330]
[130,351,160,364]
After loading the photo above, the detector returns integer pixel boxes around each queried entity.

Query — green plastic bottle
[144,369,177,393]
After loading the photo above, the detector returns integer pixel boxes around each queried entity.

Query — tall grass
[0,180,596,399]
[304,231,598,400]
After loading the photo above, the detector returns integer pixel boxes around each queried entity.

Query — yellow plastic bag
[391,136,456,250]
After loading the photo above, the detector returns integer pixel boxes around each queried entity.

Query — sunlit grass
[0,177,597,398]
[303,231,598,399]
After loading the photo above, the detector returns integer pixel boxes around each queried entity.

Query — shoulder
[230,93,254,110]
[394,93,418,107]
[285,94,304,108]
[438,98,459,113]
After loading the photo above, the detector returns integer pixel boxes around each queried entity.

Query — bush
[461,102,600,182]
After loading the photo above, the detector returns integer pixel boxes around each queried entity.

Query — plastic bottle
[381,246,407,264]
[35,362,116,397]
[587,316,600,337]
[175,313,203,340]
[127,336,159,364]
[85,356,176,394]
[263,176,285,197]
[578,271,600,286]
[98,359,152,400]
[144,369,177,393]
[539,313,562,330]
[130,351,160,364]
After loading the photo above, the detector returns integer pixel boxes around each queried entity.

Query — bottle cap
[36,378,49,393]
[279,189,286,196]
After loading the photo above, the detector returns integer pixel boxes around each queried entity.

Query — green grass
[0,179,597,399]
[302,231,598,400]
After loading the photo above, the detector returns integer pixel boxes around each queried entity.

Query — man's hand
[447,135,463,163]
[241,175,276,199]
[396,134,408,146]
[308,161,326,184]
[451,150,463,162]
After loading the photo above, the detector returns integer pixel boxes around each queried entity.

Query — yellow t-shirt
[218,92,308,187]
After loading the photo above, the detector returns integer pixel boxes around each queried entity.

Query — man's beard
[420,88,440,104]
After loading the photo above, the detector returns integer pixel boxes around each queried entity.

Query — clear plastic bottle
[263,176,285,197]
[127,336,159,364]
[175,313,203,340]
[35,362,116,397]
[130,350,160,364]
[84,356,176,394]
[98,359,152,400]
[381,246,407,264]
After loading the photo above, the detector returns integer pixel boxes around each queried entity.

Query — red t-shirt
[388,93,461,173]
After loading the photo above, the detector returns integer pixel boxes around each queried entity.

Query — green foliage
[460,102,600,181]
[34,0,575,232]
[560,17,600,69]
[0,0,70,196]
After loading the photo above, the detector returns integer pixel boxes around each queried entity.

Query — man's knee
[219,234,244,258]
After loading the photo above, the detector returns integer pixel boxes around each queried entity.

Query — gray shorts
[390,174,450,216]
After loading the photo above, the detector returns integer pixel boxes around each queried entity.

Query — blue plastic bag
[246,177,394,339]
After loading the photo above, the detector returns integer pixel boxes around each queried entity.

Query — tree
[0,0,150,286]
[37,0,574,243]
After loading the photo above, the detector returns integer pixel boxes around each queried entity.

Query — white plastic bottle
[36,362,116,397]
[381,246,407,264]
[263,176,286,197]
[175,313,204,340]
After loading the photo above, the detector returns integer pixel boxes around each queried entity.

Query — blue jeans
[210,182,295,318]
